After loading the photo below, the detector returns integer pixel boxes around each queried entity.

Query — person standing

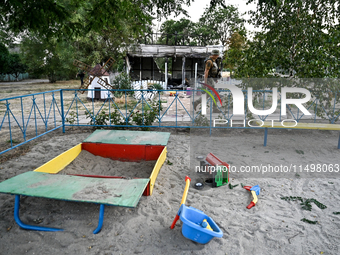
[193,49,221,111]
[204,49,221,86]
[77,70,85,86]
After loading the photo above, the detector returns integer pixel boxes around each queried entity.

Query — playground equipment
[200,153,229,187]
[73,57,115,93]
[170,176,223,244]
[0,130,170,234]
[243,185,261,209]
[169,91,178,96]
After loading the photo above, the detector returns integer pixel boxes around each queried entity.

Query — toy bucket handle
[170,176,191,229]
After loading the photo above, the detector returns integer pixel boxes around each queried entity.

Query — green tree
[3,0,229,83]
[7,53,27,81]
[0,0,77,38]
[1,0,227,42]
[198,5,245,46]
[20,36,46,78]
[20,35,76,82]
[240,0,340,78]
[235,0,340,122]
[158,19,197,45]
[0,43,9,75]
[223,31,246,73]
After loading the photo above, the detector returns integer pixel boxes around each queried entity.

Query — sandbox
[0,130,170,233]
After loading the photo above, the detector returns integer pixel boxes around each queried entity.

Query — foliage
[239,0,340,78]
[231,1,340,122]
[85,108,132,128]
[223,31,246,73]
[0,0,74,37]
[157,5,245,47]
[149,83,163,91]
[84,99,162,131]
[109,109,132,127]
[20,35,76,82]
[111,73,133,97]
[193,114,209,126]
[85,110,110,127]
[198,5,245,46]
[66,111,78,125]
[131,100,163,130]
[0,0,219,43]
[158,18,197,45]
[0,43,9,74]
[7,53,27,80]
[2,0,222,83]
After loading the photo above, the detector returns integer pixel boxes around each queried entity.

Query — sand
[59,150,156,178]
[0,128,340,255]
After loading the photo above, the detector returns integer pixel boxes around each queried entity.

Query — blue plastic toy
[177,204,223,244]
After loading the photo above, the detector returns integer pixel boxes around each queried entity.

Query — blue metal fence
[1,88,339,156]
[0,90,63,155]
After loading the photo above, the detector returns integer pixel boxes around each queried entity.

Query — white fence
[131,80,166,90]
[131,80,166,101]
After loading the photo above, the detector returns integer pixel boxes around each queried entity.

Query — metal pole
[140,57,142,81]
[182,57,185,86]
[165,61,168,90]
[195,63,198,89]
[60,90,65,133]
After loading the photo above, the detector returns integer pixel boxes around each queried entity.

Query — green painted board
[83,130,170,145]
[0,172,149,208]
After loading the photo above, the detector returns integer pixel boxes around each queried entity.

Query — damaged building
[126,44,223,88]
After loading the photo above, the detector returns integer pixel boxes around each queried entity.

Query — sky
[153,0,258,34]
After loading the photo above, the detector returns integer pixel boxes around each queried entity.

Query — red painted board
[206,153,229,169]
[82,143,164,161]
[143,181,150,196]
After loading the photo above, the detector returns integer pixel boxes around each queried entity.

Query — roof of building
[127,44,224,58]
[89,64,109,76]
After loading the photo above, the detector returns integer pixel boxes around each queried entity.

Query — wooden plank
[82,143,164,161]
[149,146,167,196]
[0,172,149,208]
[257,121,340,130]
[34,144,82,174]
[83,130,170,145]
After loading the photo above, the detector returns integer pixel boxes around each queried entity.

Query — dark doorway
[94,87,101,100]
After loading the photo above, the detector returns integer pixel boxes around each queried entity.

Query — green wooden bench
[257,121,340,149]
[0,171,149,234]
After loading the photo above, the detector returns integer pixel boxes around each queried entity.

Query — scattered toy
[194,182,204,190]
[170,176,223,244]
[228,183,239,189]
[301,218,318,224]
[281,196,327,211]
[200,153,229,187]
[243,185,261,209]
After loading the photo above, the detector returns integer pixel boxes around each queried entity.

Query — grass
[7,139,20,144]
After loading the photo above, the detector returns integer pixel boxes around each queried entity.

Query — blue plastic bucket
[178,204,223,244]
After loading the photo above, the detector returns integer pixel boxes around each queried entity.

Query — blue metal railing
[1,88,339,156]
[0,90,63,155]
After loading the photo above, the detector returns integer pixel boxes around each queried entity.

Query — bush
[131,100,163,131]
[111,73,133,97]
[85,99,163,131]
